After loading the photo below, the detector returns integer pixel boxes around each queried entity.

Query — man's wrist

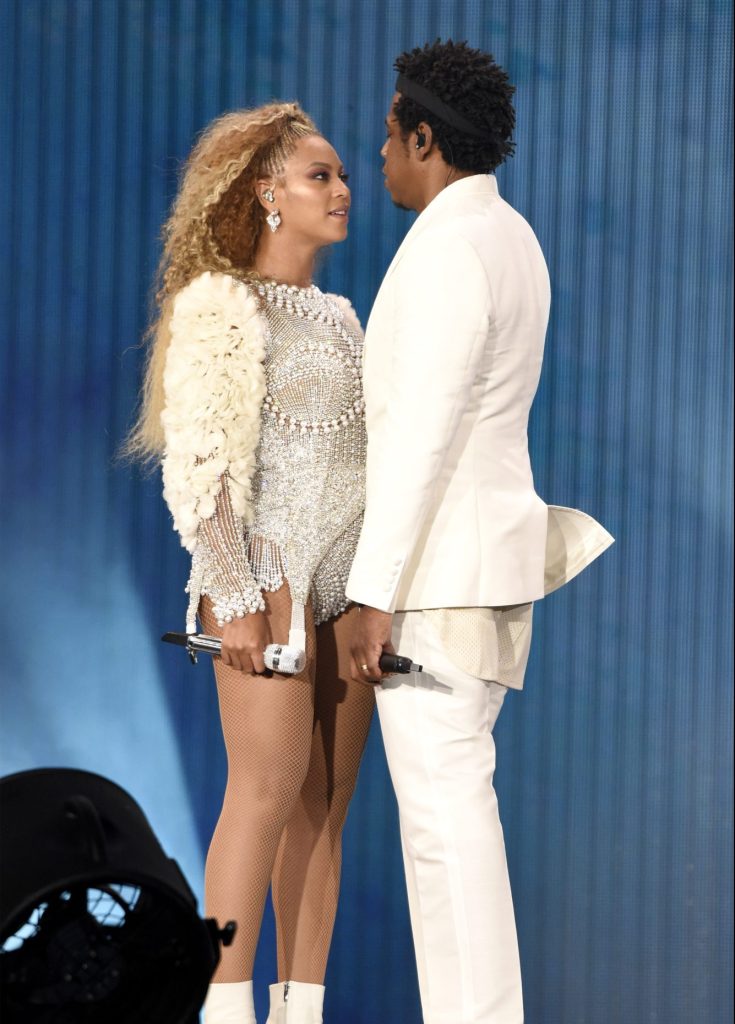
[360,605,392,618]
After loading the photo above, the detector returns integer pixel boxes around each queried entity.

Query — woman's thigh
[200,584,317,787]
[310,605,375,793]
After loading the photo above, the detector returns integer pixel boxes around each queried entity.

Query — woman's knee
[225,751,311,819]
[299,771,356,827]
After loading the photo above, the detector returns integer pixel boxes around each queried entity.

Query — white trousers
[377,611,524,1024]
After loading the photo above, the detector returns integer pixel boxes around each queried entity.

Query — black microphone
[379,653,422,673]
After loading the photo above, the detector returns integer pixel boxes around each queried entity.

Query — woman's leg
[201,583,317,982]
[271,604,375,981]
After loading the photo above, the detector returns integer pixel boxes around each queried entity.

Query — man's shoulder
[400,195,544,280]
[392,229,486,288]
[412,193,530,247]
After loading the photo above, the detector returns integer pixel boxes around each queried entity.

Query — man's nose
[380,140,388,159]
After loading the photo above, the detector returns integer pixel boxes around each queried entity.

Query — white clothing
[347,175,550,612]
[379,611,524,1024]
[349,174,613,1023]
[346,176,613,614]
[423,603,532,690]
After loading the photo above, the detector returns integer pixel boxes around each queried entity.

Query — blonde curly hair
[125,101,318,463]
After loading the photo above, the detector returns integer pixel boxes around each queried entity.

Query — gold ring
[360,663,369,672]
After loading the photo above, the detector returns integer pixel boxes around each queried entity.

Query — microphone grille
[264,644,306,675]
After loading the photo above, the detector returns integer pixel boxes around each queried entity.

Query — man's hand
[350,606,395,684]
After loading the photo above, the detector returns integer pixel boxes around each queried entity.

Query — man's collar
[419,173,499,215]
[380,174,500,285]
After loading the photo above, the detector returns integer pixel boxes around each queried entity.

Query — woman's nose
[380,140,388,159]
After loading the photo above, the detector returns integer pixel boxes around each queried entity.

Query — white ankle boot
[266,981,325,1023]
[203,981,257,1023]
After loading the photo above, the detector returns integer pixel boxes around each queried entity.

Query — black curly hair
[393,39,516,173]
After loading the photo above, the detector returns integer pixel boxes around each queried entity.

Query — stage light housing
[0,768,234,1024]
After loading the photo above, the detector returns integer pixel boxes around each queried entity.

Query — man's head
[381,40,516,212]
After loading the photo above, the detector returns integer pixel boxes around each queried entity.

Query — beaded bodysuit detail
[186,281,366,631]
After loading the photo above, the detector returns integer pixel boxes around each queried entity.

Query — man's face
[380,94,420,211]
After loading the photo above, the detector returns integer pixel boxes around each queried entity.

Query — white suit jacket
[346,174,612,614]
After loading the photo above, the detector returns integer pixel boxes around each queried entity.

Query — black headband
[395,73,487,139]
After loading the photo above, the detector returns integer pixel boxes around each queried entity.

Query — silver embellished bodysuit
[187,280,366,632]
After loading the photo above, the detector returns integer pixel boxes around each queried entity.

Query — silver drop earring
[263,188,280,231]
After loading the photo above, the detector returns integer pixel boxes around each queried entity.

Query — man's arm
[347,233,491,612]
[348,234,492,682]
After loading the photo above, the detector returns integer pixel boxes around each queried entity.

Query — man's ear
[414,122,433,160]
[255,180,277,212]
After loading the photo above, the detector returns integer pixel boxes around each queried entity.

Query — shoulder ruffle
[328,294,363,338]
[161,272,267,552]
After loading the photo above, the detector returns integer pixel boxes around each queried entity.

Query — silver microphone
[162,632,306,674]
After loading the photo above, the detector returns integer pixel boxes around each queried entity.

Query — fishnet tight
[200,583,374,984]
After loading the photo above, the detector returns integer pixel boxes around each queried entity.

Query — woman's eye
[339,173,350,183]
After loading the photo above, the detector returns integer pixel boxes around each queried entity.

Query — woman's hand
[220,611,271,674]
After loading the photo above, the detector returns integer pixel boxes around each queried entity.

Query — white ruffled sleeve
[328,294,364,339]
[160,271,268,631]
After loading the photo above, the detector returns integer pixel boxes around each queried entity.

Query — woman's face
[262,135,350,247]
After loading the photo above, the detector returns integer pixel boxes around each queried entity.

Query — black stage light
[0,768,234,1024]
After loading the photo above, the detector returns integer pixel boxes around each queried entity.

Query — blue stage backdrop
[1,2,732,1022]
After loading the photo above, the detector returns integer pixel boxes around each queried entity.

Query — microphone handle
[379,653,423,674]
[162,633,422,673]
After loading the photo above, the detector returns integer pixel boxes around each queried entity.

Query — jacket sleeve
[160,271,268,628]
[346,235,491,612]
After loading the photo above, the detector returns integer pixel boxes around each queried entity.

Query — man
[347,41,612,1024]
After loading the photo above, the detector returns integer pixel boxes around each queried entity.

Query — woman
[127,103,374,1024]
